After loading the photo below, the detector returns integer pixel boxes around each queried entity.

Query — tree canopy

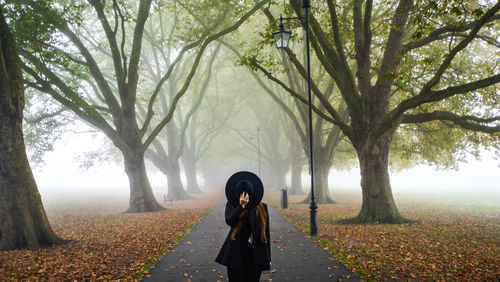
[240,0,500,223]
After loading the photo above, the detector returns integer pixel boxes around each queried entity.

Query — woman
[215,172,271,282]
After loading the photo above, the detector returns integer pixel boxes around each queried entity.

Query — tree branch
[251,62,345,127]
[290,0,363,121]
[402,14,500,54]
[140,0,270,153]
[140,37,205,135]
[113,0,129,80]
[88,0,126,91]
[374,0,412,94]
[369,3,500,144]
[402,111,500,133]
[326,0,349,73]
[353,0,372,96]
[24,108,67,124]
[218,40,308,146]
[126,0,153,99]
[58,23,122,124]
[420,2,500,95]
[176,43,221,159]
[21,62,130,152]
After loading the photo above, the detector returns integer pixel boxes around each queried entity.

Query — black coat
[215,202,271,271]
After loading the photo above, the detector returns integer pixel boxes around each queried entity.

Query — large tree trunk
[120,99,164,213]
[0,10,63,251]
[0,133,63,250]
[146,139,190,201]
[351,134,407,223]
[164,122,190,201]
[123,151,164,213]
[182,148,202,194]
[165,158,190,201]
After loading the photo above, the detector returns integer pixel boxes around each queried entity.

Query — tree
[140,5,223,199]
[226,27,346,202]
[0,8,63,251]
[7,0,268,212]
[180,44,223,194]
[257,0,500,223]
[144,48,219,199]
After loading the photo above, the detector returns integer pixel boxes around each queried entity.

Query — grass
[264,188,500,281]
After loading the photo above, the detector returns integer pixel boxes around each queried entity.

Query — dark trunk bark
[0,133,64,251]
[165,158,190,201]
[123,151,165,213]
[0,11,63,250]
[182,149,201,194]
[120,103,164,213]
[349,133,408,223]
[119,74,164,213]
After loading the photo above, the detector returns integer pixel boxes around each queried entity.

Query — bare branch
[88,0,126,90]
[58,23,122,122]
[140,0,270,153]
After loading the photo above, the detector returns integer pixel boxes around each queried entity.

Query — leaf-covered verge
[266,191,499,281]
[0,191,222,280]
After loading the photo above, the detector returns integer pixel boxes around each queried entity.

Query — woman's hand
[239,192,249,208]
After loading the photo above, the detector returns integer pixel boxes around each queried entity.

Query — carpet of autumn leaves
[0,191,222,281]
[266,190,500,281]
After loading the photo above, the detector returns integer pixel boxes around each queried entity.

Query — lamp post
[272,0,317,237]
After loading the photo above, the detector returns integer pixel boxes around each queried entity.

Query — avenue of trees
[4,0,268,213]
[241,0,500,222]
[1,0,499,250]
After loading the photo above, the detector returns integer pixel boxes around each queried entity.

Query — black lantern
[272,17,292,49]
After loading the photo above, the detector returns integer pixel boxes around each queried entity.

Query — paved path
[143,200,359,281]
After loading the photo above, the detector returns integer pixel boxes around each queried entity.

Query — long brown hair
[231,203,268,242]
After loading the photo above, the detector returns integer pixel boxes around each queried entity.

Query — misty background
[11,0,498,216]
[33,118,499,210]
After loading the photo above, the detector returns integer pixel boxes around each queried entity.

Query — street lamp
[272,18,292,48]
[272,0,317,237]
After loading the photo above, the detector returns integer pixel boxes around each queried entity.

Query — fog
[33,123,499,211]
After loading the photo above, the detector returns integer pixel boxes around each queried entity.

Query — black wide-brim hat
[225,171,264,210]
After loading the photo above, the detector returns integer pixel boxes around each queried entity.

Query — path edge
[136,199,222,280]
[272,204,368,281]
